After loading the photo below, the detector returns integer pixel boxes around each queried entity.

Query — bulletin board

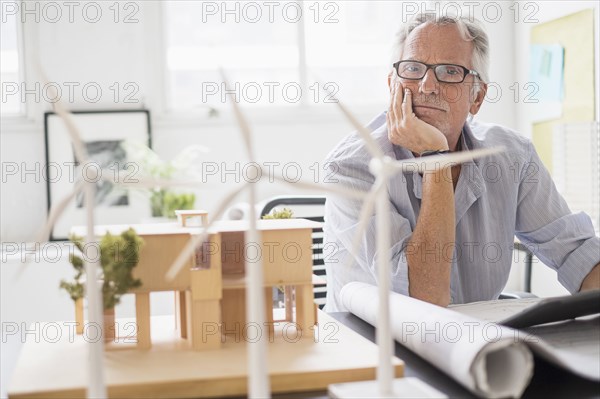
[530,9,596,171]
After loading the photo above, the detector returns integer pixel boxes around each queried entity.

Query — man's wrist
[420,149,450,157]
[418,139,449,156]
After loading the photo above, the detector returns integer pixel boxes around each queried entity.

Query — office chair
[513,242,534,293]
[259,195,536,307]
[499,242,536,299]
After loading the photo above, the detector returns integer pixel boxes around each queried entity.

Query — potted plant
[60,228,144,342]
[261,208,294,219]
[122,141,208,220]
[151,191,196,219]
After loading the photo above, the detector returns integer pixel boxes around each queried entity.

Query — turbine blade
[20,182,85,279]
[102,174,206,190]
[391,146,505,173]
[36,181,84,243]
[219,68,255,161]
[37,65,107,399]
[272,175,367,200]
[347,177,385,261]
[37,66,89,164]
[165,183,249,281]
[334,100,385,159]
[314,74,384,159]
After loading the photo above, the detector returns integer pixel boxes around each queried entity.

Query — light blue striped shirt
[323,112,600,311]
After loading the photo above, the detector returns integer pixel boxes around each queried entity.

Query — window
[1,7,23,115]
[164,1,404,113]
[165,1,299,111]
[304,1,404,105]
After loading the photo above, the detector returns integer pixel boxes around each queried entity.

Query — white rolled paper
[340,282,534,399]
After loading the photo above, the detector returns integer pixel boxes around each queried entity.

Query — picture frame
[44,109,152,241]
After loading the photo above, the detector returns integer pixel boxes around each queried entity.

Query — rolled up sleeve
[515,142,600,293]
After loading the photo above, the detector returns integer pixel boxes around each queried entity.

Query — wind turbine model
[36,70,366,399]
[162,77,502,397]
[35,76,234,399]
[37,80,107,398]
[37,68,500,399]
[164,69,368,398]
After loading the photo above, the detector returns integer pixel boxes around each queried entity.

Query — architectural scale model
[9,69,405,399]
[70,218,319,351]
[8,218,404,399]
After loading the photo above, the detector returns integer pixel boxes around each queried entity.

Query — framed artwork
[44,109,152,240]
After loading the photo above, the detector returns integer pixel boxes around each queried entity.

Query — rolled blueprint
[340,282,534,398]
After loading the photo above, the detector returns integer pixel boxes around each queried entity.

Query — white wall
[469,0,517,128]
[0,1,519,244]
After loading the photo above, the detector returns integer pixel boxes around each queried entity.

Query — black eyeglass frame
[393,60,481,83]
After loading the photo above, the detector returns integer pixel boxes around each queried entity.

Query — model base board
[8,312,404,398]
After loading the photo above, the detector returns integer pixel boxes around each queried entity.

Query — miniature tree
[60,228,144,339]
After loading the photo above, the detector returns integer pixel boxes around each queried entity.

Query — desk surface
[327,312,600,399]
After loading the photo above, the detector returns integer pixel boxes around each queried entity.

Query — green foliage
[163,192,196,218]
[150,189,166,217]
[121,141,204,218]
[151,190,196,218]
[60,228,144,310]
[262,208,294,220]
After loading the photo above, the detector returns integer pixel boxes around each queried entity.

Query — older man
[323,14,600,311]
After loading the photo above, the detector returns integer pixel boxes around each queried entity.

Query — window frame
[1,8,44,132]
[154,1,386,128]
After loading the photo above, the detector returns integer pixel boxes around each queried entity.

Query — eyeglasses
[393,60,480,83]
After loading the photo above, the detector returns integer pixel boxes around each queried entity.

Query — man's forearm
[580,263,600,291]
[406,170,455,306]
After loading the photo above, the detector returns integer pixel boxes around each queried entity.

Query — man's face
[394,23,485,144]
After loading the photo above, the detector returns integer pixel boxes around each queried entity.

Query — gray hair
[391,13,489,94]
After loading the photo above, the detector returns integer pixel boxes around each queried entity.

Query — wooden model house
[71,218,321,350]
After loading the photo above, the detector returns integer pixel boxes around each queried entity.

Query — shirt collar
[454,123,486,224]
[389,122,487,224]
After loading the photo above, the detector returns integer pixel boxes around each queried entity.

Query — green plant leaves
[262,208,294,219]
[60,228,144,310]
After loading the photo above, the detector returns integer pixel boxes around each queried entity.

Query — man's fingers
[392,81,403,121]
[390,83,396,122]
[401,88,413,118]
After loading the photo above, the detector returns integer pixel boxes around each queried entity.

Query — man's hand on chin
[580,263,600,292]
[387,83,449,155]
